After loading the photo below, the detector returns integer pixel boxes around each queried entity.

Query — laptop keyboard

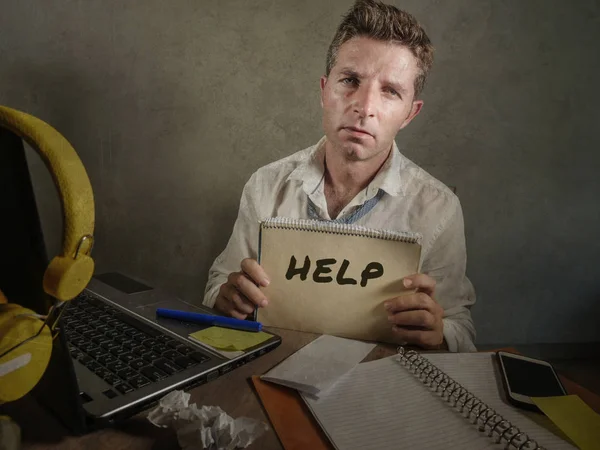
[61,292,210,395]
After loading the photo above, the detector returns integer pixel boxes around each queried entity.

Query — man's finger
[237,274,269,307]
[221,284,255,314]
[384,292,435,314]
[218,291,250,319]
[392,326,442,348]
[229,289,255,315]
[402,273,436,296]
[229,308,248,320]
[388,309,436,330]
[392,326,426,344]
[241,258,270,287]
[215,293,242,318]
[228,272,268,307]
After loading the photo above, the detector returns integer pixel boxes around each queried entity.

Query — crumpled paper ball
[148,390,268,450]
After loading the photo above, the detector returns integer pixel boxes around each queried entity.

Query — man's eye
[341,77,358,86]
[386,88,400,97]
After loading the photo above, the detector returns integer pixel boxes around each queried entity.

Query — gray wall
[1,0,599,346]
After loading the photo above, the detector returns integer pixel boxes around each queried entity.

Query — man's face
[320,36,423,162]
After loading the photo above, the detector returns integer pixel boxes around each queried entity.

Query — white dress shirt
[203,136,477,352]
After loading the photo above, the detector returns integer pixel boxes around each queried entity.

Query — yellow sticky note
[532,395,600,450]
[189,327,271,351]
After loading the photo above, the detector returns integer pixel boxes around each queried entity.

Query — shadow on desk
[0,394,179,449]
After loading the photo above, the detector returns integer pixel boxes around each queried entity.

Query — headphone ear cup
[43,254,95,301]
[0,304,52,404]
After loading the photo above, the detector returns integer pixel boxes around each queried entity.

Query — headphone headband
[0,106,95,301]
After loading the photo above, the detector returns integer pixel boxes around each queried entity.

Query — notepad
[260,335,376,396]
[257,218,422,344]
[300,352,577,450]
[188,327,271,359]
[532,395,600,450]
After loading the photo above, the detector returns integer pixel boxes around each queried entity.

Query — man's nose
[353,85,377,118]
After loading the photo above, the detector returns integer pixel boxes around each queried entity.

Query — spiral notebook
[257,218,422,344]
[299,350,576,450]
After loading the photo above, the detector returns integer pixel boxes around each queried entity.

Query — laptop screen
[0,133,87,433]
[0,130,54,315]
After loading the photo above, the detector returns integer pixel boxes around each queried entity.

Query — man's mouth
[343,126,374,138]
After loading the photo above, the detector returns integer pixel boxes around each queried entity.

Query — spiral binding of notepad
[395,347,546,450]
[261,217,422,244]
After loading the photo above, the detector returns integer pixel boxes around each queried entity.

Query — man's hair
[325,0,434,98]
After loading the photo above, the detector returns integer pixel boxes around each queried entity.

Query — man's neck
[322,141,392,219]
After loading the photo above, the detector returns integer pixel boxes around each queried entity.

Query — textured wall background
[1,0,598,346]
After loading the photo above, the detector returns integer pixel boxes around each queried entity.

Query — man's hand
[384,273,445,349]
[214,258,270,319]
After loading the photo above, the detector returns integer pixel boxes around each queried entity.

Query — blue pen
[155,308,262,332]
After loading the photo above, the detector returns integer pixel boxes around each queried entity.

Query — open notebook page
[423,353,575,448]
[301,354,576,450]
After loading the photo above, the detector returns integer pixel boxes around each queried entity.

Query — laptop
[0,139,281,433]
[32,272,282,434]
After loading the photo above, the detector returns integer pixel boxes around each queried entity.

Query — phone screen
[500,355,564,397]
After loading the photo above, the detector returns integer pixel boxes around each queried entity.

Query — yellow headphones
[0,105,95,404]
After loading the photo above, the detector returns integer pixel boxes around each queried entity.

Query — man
[203,0,477,352]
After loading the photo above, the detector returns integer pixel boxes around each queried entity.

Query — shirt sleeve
[202,173,261,308]
[420,196,477,352]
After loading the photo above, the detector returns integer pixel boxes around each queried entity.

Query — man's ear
[320,76,328,108]
[399,100,424,130]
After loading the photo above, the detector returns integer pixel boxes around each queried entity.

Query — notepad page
[261,335,376,396]
[423,353,576,449]
[301,354,576,450]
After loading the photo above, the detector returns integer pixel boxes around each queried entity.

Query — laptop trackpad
[95,272,153,294]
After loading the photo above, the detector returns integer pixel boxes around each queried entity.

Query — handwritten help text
[285,255,384,287]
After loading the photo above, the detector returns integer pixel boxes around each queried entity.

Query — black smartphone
[496,351,567,412]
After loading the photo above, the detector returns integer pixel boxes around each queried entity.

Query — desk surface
[8,329,600,450]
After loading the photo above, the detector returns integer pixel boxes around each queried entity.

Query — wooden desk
[7,329,600,450]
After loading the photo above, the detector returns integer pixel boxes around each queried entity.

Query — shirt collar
[287,136,327,196]
[287,136,406,198]
[370,140,405,197]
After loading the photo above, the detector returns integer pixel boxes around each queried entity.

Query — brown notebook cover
[257,218,422,344]
[251,375,334,450]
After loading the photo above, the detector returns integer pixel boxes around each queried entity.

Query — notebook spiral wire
[261,217,422,244]
[396,348,546,450]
